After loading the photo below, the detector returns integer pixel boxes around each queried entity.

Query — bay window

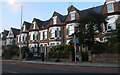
[43,31,47,40]
[68,25,74,35]
[50,29,55,38]
[33,32,38,40]
[55,28,59,38]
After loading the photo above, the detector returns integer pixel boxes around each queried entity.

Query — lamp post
[19,5,23,63]
[8,0,23,62]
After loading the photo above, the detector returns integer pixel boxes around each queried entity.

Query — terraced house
[6,27,20,46]
[0,30,9,46]
[1,0,117,56]
[16,0,120,57]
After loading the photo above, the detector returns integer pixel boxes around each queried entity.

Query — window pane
[107,3,114,13]
[70,13,75,20]
[55,30,57,37]
[53,17,57,25]
[68,25,74,35]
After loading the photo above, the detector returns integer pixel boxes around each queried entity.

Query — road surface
[2,61,119,75]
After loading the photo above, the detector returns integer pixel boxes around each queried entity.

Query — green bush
[21,46,29,59]
[48,44,74,58]
[2,45,19,59]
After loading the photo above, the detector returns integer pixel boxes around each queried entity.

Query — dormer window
[33,21,36,29]
[70,11,76,20]
[53,16,57,25]
[107,3,114,13]
[23,25,26,31]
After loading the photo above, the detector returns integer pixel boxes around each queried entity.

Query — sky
[0,0,112,32]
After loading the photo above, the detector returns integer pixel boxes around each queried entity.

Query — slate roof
[3,30,9,37]
[53,11,65,23]
[1,30,9,39]
[11,27,20,37]
[42,19,50,29]
[23,21,31,30]
[33,18,44,29]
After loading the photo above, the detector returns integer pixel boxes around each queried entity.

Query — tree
[78,11,106,51]
[21,46,29,59]
[115,16,120,53]
[2,45,19,59]
[116,16,120,46]
[102,16,120,54]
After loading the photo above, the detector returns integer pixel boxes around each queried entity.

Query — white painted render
[23,24,26,32]
[52,16,57,25]
[20,33,27,42]
[106,15,119,31]
[106,0,115,4]
[39,29,48,40]
[29,31,38,40]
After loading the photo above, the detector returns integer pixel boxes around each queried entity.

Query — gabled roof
[67,5,81,15]
[53,11,65,22]
[79,5,103,18]
[32,18,44,29]
[23,21,31,30]
[11,27,20,37]
[3,30,9,37]
[42,19,50,29]
[1,30,9,39]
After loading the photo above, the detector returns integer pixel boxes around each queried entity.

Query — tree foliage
[48,44,74,58]
[2,45,19,59]
[78,11,106,50]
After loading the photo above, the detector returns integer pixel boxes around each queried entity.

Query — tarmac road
[2,60,119,75]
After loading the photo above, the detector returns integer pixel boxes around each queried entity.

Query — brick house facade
[11,0,120,57]
[0,0,120,55]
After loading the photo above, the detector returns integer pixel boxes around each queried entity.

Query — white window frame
[107,3,114,13]
[23,25,26,31]
[53,16,57,25]
[44,31,47,40]
[70,11,76,20]
[34,32,38,40]
[50,29,55,38]
[56,28,59,38]
[33,21,36,29]
[68,24,74,35]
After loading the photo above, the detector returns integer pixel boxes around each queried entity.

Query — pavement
[2,60,119,68]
